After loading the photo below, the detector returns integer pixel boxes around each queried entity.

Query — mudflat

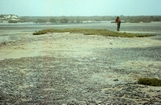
[0,31,161,104]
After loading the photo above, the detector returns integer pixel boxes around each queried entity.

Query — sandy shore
[0,32,161,104]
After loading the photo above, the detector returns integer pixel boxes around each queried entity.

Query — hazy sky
[0,0,161,16]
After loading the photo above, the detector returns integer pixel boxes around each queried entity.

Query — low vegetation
[33,28,155,37]
[138,78,161,86]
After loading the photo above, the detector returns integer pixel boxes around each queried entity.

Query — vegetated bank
[33,28,155,37]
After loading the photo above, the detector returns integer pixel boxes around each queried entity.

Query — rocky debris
[0,56,161,105]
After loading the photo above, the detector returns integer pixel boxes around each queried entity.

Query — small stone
[30,84,34,87]
[62,78,65,80]
[144,94,150,98]
[40,96,45,99]
[113,79,119,81]
[148,89,154,92]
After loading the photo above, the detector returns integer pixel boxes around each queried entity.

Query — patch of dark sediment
[94,46,161,62]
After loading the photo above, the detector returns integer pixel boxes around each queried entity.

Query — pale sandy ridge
[0,32,160,60]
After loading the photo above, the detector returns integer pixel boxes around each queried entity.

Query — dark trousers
[117,22,121,31]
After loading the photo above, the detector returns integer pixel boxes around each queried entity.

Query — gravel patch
[0,56,161,104]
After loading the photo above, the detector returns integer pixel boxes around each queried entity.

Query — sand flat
[0,31,161,104]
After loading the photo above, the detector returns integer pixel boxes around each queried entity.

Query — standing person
[115,16,121,31]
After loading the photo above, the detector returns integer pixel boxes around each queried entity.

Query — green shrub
[35,19,47,23]
[138,78,161,86]
[60,18,69,23]
[33,30,48,35]
[49,18,57,23]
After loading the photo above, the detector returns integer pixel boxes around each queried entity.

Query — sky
[0,0,161,16]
